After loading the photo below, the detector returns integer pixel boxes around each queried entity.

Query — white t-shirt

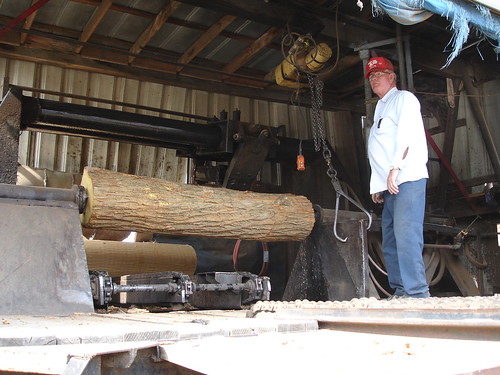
[368,87,429,194]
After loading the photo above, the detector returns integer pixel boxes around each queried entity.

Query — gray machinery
[0,181,272,314]
[1,87,479,315]
[0,87,383,315]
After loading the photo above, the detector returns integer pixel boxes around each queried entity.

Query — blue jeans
[382,179,429,298]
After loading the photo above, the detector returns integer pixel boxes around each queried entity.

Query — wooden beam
[176,14,236,73]
[440,250,480,296]
[223,27,282,74]
[0,44,362,111]
[435,79,461,213]
[20,0,39,44]
[320,54,361,81]
[65,1,278,48]
[0,31,21,46]
[175,0,392,47]
[71,0,157,19]
[128,1,181,64]
[75,0,113,54]
[25,28,269,85]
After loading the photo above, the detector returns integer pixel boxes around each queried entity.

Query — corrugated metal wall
[1,57,498,192]
[1,57,339,185]
[428,80,499,192]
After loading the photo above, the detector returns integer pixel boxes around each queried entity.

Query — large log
[84,240,197,277]
[80,167,315,241]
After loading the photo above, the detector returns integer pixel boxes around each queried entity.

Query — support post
[436,80,460,212]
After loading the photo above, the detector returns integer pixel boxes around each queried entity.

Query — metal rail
[249,297,500,341]
[0,183,86,213]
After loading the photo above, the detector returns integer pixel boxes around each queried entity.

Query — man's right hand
[371,192,384,204]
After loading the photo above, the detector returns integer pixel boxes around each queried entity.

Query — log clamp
[323,147,372,242]
[308,74,372,242]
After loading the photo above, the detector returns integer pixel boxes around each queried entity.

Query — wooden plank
[75,0,114,54]
[435,80,461,212]
[440,250,480,296]
[20,1,39,44]
[223,27,282,74]
[128,1,181,64]
[176,14,236,73]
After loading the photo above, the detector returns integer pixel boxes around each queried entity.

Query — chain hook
[308,73,372,242]
[329,175,373,242]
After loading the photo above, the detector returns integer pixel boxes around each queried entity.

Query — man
[366,57,430,299]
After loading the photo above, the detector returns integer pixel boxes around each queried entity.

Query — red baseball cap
[365,57,394,78]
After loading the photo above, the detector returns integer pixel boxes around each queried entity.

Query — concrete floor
[0,303,499,374]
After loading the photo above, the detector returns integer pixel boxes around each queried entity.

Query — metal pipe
[11,85,212,122]
[0,183,83,206]
[359,49,374,126]
[21,96,223,150]
[18,95,324,163]
[423,243,462,250]
[113,284,179,294]
[396,24,407,90]
[195,282,252,292]
[404,36,414,91]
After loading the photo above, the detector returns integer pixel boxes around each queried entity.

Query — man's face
[369,70,395,98]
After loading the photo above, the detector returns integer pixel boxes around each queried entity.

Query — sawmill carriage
[0,0,499,373]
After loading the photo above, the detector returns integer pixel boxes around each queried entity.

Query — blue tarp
[371,0,500,66]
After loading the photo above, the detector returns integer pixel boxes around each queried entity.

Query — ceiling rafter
[20,0,39,44]
[1,0,496,116]
[70,0,157,19]
[2,14,253,76]
[223,26,282,74]
[66,0,283,50]
[0,13,274,52]
[176,14,236,73]
[0,43,363,112]
[128,0,181,64]
[75,0,113,54]
[13,25,273,88]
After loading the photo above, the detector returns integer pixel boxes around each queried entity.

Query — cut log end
[80,168,94,225]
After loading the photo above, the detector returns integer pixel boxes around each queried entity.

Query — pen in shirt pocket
[377,118,383,128]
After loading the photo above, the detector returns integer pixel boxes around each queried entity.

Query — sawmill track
[248,295,500,341]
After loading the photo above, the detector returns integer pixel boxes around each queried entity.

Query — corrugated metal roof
[1,0,496,113]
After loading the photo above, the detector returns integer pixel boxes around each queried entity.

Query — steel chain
[308,74,339,184]
[307,74,373,240]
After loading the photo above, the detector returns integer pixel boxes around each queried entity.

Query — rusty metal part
[0,183,87,213]
[223,121,279,191]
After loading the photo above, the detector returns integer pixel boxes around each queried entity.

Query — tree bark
[80,167,315,241]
